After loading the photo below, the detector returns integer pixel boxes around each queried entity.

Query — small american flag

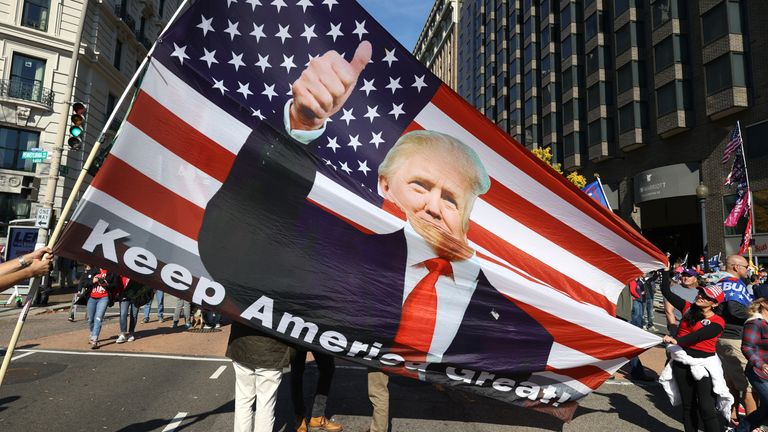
[55,0,665,417]
[722,124,744,164]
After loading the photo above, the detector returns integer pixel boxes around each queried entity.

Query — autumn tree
[530,146,587,188]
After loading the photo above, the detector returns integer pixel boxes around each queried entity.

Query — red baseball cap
[698,285,725,304]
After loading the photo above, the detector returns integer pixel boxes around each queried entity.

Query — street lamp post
[696,182,709,271]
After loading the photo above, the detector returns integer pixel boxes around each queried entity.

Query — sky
[357,0,434,51]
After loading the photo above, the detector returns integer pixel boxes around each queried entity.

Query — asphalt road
[0,300,686,432]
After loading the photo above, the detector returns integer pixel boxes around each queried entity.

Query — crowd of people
[624,254,768,432]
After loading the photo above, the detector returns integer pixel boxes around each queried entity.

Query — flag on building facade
[582,180,610,209]
[52,0,665,418]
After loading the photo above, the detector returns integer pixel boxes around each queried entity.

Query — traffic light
[67,102,86,150]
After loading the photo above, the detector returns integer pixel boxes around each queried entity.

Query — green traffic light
[70,126,83,137]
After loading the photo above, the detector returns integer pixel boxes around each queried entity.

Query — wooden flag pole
[0,0,191,389]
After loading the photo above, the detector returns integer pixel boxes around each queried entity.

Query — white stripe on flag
[413,102,661,273]
[111,123,223,208]
[79,187,200,256]
[472,199,622,302]
[479,258,661,350]
[531,371,592,397]
[142,59,250,155]
[547,342,627,372]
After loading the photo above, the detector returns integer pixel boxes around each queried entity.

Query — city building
[414,0,462,90]
[455,0,768,265]
[0,0,180,239]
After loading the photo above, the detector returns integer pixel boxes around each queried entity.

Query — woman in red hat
[660,266,732,432]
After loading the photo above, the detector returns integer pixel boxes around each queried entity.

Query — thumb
[349,40,372,76]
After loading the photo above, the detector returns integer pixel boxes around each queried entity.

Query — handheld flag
[582,180,610,209]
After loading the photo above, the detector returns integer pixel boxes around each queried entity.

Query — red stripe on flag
[91,156,203,240]
[469,221,617,313]
[545,365,612,390]
[505,294,643,361]
[430,85,665,268]
[483,179,639,288]
[127,91,236,183]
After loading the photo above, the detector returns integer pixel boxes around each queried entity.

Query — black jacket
[226,321,295,370]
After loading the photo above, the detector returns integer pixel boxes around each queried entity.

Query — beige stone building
[0,0,180,237]
[413,0,461,91]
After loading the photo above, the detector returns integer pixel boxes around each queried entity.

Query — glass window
[652,0,672,29]
[561,3,572,30]
[543,114,552,136]
[524,17,533,36]
[562,66,573,89]
[656,81,677,116]
[525,97,534,116]
[21,0,50,31]
[524,44,534,62]
[617,62,635,93]
[0,193,32,237]
[615,24,632,55]
[562,35,572,58]
[524,71,533,91]
[588,120,603,146]
[563,100,574,123]
[540,0,550,20]
[728,1,743,34]
[745,121,768,161]
[9,53,46,103]
[541,54,551,76]
[587,48,600,75]
[754,190,768,234]
[541,25,551,46]
[702,3,728,45]
[564,133,575,155]
[587,84,601,110]
[615,0,631,15]
[0,125,39,172]
[619,103,636,133]
[114,40,123,70]
[654,36,674,72]
[543,83,552,105]
[585,13,598,41]
[706,53,746,95]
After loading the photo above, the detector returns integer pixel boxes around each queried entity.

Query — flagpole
[735,121,757,261]
[0,0,191,389]
[594,174,611,210]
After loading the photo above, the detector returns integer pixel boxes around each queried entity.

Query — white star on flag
[196,15,215,36]
[360,79,376,96]
[327,23,343,42]
[276,24,292,43]
[255,54,271,72]
[412,75,427,92]
[357,160,370,176]
[212,78,228,95]
[322,0,338,11]
[171,43,190,64]
[305,53,319,66]
[301,24,317,43]
[271,0,287,12]
[353,20,368,39]
[251,108,265,120]
[389,103,405,119]
[339,161,352,175]
[347,134,362,151]
[228,52,246,71]
[326,137,340,153]
[382,48,398,67]
[385,77,401,94]
[246,0,262,10]
[370,132,384,149]
[364,105,380,123]
[250,23,267,42]
[200,48,218,68]
[297,0,313,12]
[224,20,241,40]
[236,81,253,99]
[280,54,297,73]
[262,83,278,100]
[340,108,355,125]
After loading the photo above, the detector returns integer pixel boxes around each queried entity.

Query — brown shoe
[295,416,308,432]
[308,416,343,432]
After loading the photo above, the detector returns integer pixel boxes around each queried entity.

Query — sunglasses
[696,292,716,302]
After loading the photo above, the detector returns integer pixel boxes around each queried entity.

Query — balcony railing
[0,78,55,109]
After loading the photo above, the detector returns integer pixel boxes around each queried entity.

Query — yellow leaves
[530,146,586,188]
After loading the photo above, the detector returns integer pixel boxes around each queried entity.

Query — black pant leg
[671,361,700,432]
[310,351,336,417]
[290,350,308,417]
[693,374,722,432]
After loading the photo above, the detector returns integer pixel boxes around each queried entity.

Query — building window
[564,133,575,155]
[543,114,552,136]
[562,66,573,89]
[9,53,46,103]
[585,13,598,41]
[654,36,674,72]
[524,44,534,63]
[617,62,636,94]
[524,71,533,92]
[524,17,533,37]
[615,24,631,55]
[656,80,689,115]
[540,0,550,20]
[114,40,123,70]
[541,55,551,76]
[615,0,631,15]
[652,0,673,29]
[563,100,574,123]
[619,102,646,133]
[702,2,743,46]
[541,25,550,46]
[745,121,768,161]
[587,84,601,111]
[587,48,599,75]
[562,35,573,58]
[0,125,39,172]
[705,53,746,95]
[21,0,50,31]
[561,3,572,31]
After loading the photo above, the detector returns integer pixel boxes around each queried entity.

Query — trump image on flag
[53,0,666,419]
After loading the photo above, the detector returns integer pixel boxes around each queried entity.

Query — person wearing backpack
[117,278,145,343]
[81,265,118,349]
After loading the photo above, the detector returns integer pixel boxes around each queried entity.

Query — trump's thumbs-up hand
[289,41,372,131]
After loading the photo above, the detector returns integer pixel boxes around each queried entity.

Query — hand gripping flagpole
[0,0,191,390]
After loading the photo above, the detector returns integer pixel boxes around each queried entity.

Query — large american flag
[56,0,665,415]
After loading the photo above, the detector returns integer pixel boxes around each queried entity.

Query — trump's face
[379,149,476,245]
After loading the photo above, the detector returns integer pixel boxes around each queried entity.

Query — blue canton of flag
[153,0,440,199]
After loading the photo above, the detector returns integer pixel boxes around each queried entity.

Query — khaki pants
[716,337,751,392]
[367,370,389,432]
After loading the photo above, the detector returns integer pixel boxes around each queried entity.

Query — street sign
[35,207,52,229]
[21,150,49,162]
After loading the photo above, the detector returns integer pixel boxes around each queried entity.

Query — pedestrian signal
[68,102,86,150]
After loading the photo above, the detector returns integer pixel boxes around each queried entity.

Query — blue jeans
[87,296,110,340]
[631,298,645,328]
[119,300,139,334]
[143,290,164,320]
[644,286,655,326]
[743,367,768,431]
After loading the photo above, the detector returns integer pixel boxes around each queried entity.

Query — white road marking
[209,365,227,379]
[11,351,34,361]
[16,348,230,362]
[162,412,188,432]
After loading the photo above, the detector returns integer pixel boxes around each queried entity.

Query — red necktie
[394,258,452,358]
